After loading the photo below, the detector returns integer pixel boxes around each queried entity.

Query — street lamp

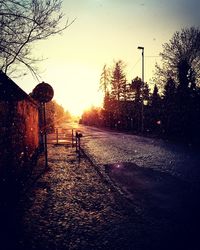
[137,46,144,133]
[137,46,144,82]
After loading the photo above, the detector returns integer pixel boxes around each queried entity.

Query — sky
[17,0,200,116]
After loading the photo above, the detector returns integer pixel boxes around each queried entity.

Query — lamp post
[137,46,144,133]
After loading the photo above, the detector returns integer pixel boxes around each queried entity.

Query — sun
[66,102,93,117]
[56,89,103,117]
[49,63,104,117]
[18,61,104,117]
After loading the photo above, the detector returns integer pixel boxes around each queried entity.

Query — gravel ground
[3,143,199,250]
[15,145,142,250]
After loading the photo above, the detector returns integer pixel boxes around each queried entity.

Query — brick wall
[0,98,39,178]
[0,72,40,182]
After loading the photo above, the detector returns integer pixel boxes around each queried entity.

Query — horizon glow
[17,0,200,116]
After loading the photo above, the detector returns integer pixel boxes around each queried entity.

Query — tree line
[81,27,200,146]
[45,100,71,133]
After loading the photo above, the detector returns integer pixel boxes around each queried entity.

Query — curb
[79,146,134,205]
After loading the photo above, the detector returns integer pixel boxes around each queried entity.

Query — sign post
[32,82,54,169]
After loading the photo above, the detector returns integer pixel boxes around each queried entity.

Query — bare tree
[154,27,200,90]
[0,0,74,78]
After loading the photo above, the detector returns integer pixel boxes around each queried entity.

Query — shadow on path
[105,162,200,250]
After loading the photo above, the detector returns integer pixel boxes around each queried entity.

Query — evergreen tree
[130,76,142,103]
[148,84,162,133]
[110,60,127,101]
[130,77,146,132]
[99,64,110,95]
[161,78,176,136]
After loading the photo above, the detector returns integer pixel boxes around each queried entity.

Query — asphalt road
[76,124,200,183]
[51,123,200,250]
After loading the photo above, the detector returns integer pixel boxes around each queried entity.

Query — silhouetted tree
[163,77,176,100]
[155,27,200,90]
[81,107,102,127]
[99,64,111,95]
[46,100,70,132]
[151,85,160,105]
[161,77,176,136]
[103,92,113,127]
[147,84,162,133]
[110,60,127,101]
[130,77,150,132]
[130,77,142,103]
[0,0,73,77]
[153,27,200,144]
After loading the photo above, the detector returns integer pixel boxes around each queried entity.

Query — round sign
[32,82,54,103]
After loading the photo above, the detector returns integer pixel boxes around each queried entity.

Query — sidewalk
[15,144,140,250]
[7,143,199,250]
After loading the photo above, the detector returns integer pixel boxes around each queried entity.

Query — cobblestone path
[16,145,140,250]
[11,144,199,250]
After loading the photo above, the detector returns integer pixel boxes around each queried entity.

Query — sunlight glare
[46,62,104,116]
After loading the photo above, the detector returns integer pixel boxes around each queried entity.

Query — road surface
[76,124,200,183]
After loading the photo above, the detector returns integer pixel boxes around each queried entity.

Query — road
[75,124,200,250]
[77,124,200,183]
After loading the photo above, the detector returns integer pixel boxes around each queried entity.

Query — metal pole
[138,46,144,133]
[141,48,144,133]
[43,102,48,169]
[78,136,81,158]
[56,128,58,144]
[142,48,144,83]
[75,131,78,152]
[72,129,74,147]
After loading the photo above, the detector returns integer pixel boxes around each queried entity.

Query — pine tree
[148,84,162,133]
[110,60,127,101]
[162,77,177,136]
[99,64,110,95]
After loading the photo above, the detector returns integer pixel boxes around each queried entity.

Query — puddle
[104,162,163,190]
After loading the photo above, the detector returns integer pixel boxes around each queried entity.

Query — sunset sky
[17,0,200,116]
